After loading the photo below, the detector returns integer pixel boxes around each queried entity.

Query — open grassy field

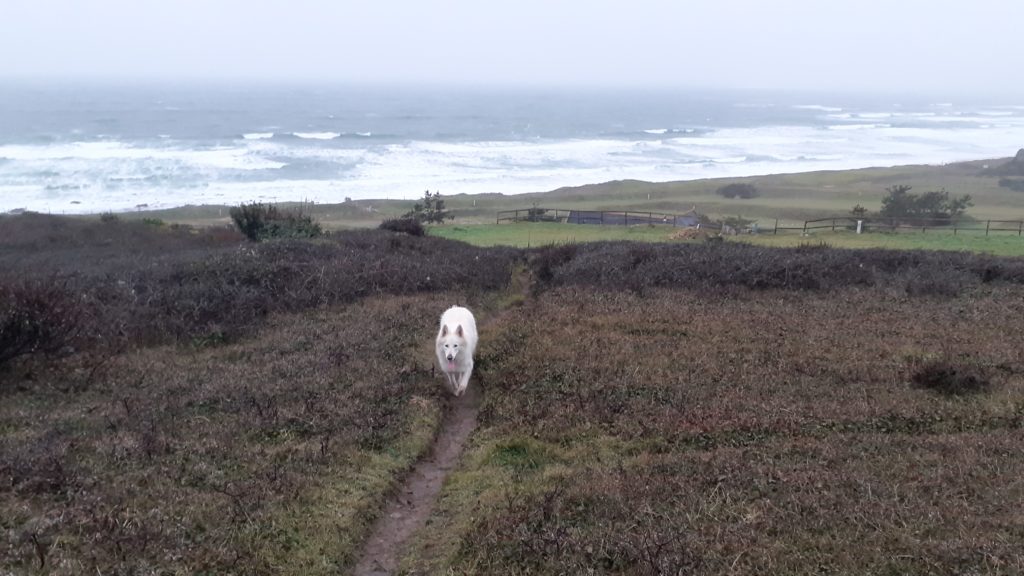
[403,286,1024,574]
[4,214,1024,574]
[115,155,1024,232]
[429,221,1024,256]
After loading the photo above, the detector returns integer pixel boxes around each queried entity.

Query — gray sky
[3,0,1022,94]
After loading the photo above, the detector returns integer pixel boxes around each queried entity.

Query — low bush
[0,281,82,370]
[911,359,990,396]
[229,202,323,241]
[528,241,1024,295]
[998,178,1024,192]
[715,182,759,199]
[379,217,425,236]
[0,220,521,351]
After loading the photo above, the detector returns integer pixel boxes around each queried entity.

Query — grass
[112,156,1024,232]
[5,213,1024,574]
[428,222,690,247]
[401,286,1024,574]
[425,221,1024,256]
[738,229,1024,256]
[0,296,458,574]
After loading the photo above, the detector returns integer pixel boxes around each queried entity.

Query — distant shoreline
[24,154,1018,228]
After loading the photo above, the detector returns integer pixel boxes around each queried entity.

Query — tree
[878,185,972,222]
[403,190,452,224]
[850,204,868,218]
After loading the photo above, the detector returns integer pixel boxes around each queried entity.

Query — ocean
[1,81,1023,214]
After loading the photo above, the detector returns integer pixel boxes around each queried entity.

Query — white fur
[435,306,477,396]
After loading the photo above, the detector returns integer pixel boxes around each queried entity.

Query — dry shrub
[0,294,458,574]
[446,285,1024,574]
[379,217,425,236]
[911,359,991,396]
[0,219,520,350]
[529,240,1024,295]
[0,280,82,369]
[229,202,322,241]
[466,472,698,574]
[529,243,578,283]
[668,227,706,240]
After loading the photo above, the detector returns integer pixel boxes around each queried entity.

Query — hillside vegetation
[2,214,1024,574]
[114,155,1024,230]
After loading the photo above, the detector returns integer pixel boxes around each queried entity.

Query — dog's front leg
[456,363,472,396]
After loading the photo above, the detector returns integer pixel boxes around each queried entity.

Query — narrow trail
[353,265,530,575]
[352,380,481,575]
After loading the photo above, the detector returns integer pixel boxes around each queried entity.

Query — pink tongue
[447,360,456,371]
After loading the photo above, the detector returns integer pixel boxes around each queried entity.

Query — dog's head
[439,324,466,368]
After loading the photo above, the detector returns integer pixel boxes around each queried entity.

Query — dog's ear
[456,325,464,337]
[441,324,448,337]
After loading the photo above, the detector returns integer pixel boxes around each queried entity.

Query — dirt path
[352,369,482,575]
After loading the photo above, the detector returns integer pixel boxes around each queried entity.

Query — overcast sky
[2,0,1021,94]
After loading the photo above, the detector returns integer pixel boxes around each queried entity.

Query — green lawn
[428,221,688,247]
[428,222,1024,256]
[740,229,1024,256]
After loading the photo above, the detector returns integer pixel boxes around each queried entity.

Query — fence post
[986,220,991,236]
[774,219,779,235]
[832,219,836,232]
[1019,221,1023,236]
[802,220,808,235]
[624,211,628,226]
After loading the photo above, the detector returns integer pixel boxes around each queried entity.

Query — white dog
[435,306,477,396]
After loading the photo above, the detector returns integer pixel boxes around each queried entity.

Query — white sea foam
[794,104,843,112]
[5,113,1024,214]
[356,132,372,137]
[293,132,341,140]
[827,123,891,131]
[243,132,275,140]
[644,128,668,134]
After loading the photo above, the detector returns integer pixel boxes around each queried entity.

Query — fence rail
[795,216,1024,236]
[497,208,701,227]
[496,208,1024,237]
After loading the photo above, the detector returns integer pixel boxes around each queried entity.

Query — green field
[429,221,684,247]
[428,221,1024,256]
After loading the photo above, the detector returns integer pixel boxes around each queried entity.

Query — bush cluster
[229,202,323,241]
[0,281,82,369]
[715,182,759,199]
[529,241,1024,295]
[453,286,1024,574]
[379,217,425,236]
[0,294,454,573]
[911,359,990,396]
[0,215,519,357]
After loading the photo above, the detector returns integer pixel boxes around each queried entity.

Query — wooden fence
[789,217,1024,236]
[496,208,700,227]
[497,208,1024,237]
